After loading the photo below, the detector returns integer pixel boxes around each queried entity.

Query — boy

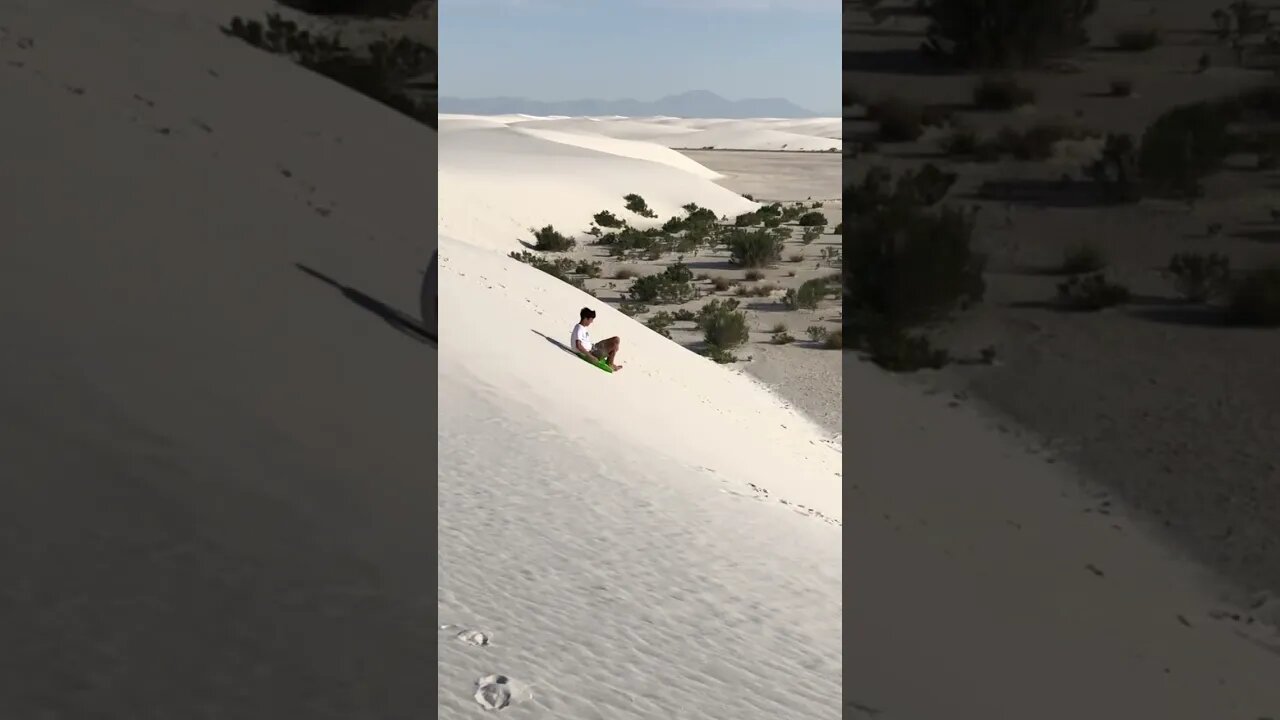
[571,307,622,370]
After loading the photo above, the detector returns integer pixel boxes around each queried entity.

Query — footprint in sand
[455,629,490,647]
[474,674,514,710]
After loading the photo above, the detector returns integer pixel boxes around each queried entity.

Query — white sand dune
[453,114,841,152]
[438,119,842,716]
[1,0,433,716]
[438,121,760,253]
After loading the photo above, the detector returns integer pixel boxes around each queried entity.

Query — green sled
[583,354,614,373]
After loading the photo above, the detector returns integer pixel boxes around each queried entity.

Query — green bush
[783,279,828,310]
[872,97,925,142]
[797,211,827,227]
[868,330,949,371]
[1084,133,1141,202]
[593,210,625,228]
[628,261,696,304]
[646,311,676,338]
[618,301,649,317]
[223,14,436,128]
[697,299,750,351]
[940,127,980,155]
[1166,252,1230,302]
[1138,102,1230,198]
[921,0,1098,68]
[1109,78,1134,97]
[973,76,1036,110]
[508,250,583,288]
[1060,242,1106,274]
[624,193,658,218]
[735,211,762,227]
[532,225,575,252]
[806,325,830,342]
[802,227,822,243]
[1114,26,1162,51]
[728,229,785,268]
[1056,273,1131,310]
[1225,264,1280,326]
[846,202,986,335]
[575,259,602,278]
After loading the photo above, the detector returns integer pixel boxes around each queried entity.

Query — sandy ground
[585,149,844,435]
[847,0,1280,621]
[0,0,435,717]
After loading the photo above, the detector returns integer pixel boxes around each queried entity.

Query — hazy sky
[438,0,840,115]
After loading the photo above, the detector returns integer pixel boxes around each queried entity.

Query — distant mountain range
[439,90,821,119]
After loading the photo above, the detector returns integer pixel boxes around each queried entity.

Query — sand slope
[0,0,434,716]
[438,119,842,716]
[438,120,761,253]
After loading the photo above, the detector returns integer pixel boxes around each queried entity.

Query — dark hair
[580,307,596,321]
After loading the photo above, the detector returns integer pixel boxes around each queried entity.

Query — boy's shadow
[531,329,579,358]
[296,263,437,345]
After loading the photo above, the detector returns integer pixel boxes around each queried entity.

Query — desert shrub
[833,222,843,235]
[712,277,733,292]
[628,261,696,304]
[852,163,957,210]
[770,322,788,334]
[771,332,796,345]
[1225,264,1280,326]
[508,250,583,288]
[1084,133,1141,202]
[921,0,1098,68]
[763,215,783,229]
[735,211,762,227]
[1138,101,1231,198]
[973,76,1036,110]
[745,269,766,281]
[532,225,575,252]
[593,210,625,228]
[806,325,830,342]
[674,308,697,322]
[846,202,986,336]
[871,97,928,142]
[646,311,675,338]
[797,211,827,227]
[728,229,785,268]
[614,268,638,280]
[802,227,822,243]
[823,328,844,349]
[1056,273,1131,310]
[867,330,950,371]
[697,299,750,351]
[662,215,686,233]
[1114,26,1162,51]
[1166,252,1231,302]
[223,14,436,128]
[1109,78,1134,97]
[783,279,828,310]
[624,193,658,218]
[1060,242,1106,274]
[940,127,980,155]
[788,253,805,263]
[749,283,778,297]
[575,260,602,278]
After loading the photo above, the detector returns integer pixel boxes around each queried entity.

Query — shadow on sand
[296,263,437,345]
[532,329,579,358]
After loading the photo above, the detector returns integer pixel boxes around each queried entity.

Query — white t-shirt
[571,323,592,353]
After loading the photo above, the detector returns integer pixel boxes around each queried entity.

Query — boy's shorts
[589,342,609,359]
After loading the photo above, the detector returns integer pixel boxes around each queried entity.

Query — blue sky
[438,0,840,115]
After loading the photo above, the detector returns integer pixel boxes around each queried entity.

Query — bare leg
[605,337,621,368]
